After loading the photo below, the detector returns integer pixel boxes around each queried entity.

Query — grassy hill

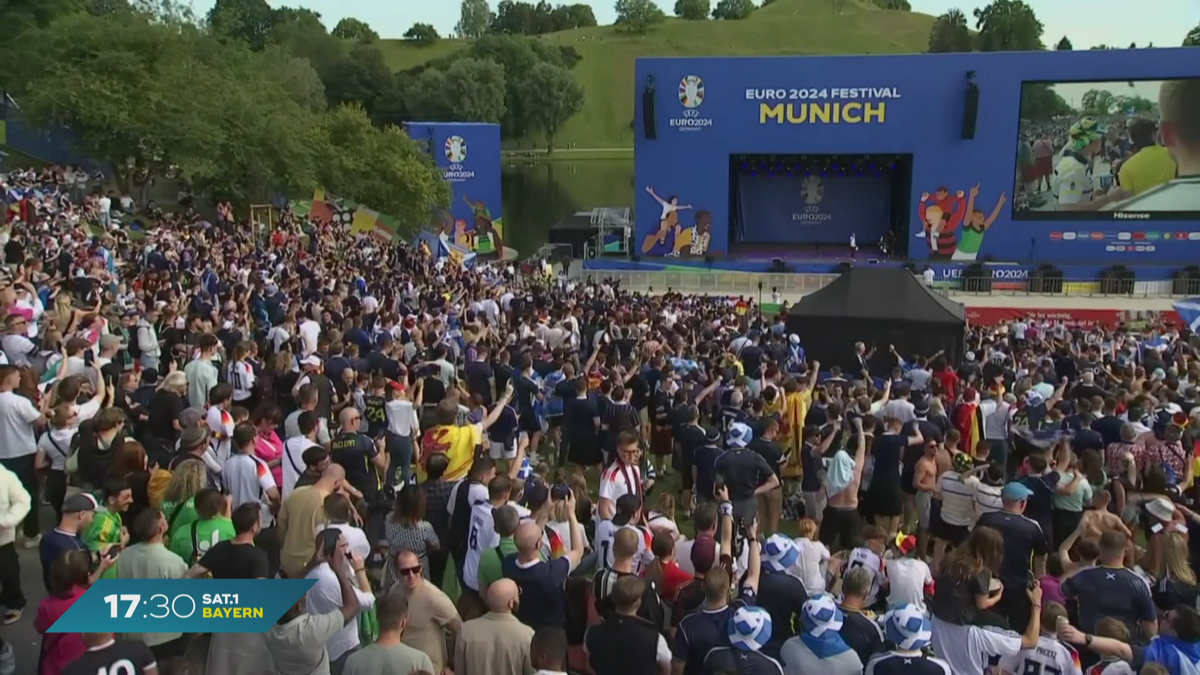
[376,0,936,149]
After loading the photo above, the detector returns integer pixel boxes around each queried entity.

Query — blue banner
[48,579,315,634]
[1173,298,1200,332]
[735,174,890,244]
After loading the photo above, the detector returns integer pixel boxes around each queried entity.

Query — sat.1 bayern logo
[672,75,713,132]
[443,135,474,183]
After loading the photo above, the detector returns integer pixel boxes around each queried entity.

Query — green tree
[1055,36,1072,50]
[404,22,440,44]
[259,46,328,112]
[614,0,665,33]
[271,6,326,35]
[674,0,709,19]
[456,0,493,37]
[563,4,597,27]
[712,0,754,20]
[332,17,378,41]
[405,58,507,123]
[492,0,538,34]
[321,42,392,115]
[1019,83,1071,120]
[206,0,276,51]
[1186,24,1200,46]
[0,0,83,42]
[872,0,910,9]
[519,62,584,153]
[1081,89,1115,116]
[320,105,451,235]
[973,0,1043,52]
[927,8,972,53]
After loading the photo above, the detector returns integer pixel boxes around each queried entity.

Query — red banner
[965,307,1181,329]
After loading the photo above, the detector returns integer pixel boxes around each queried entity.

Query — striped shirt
[938,472,975,527]
[966,476,1003,524]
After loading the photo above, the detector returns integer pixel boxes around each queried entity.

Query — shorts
[519,413,542,434]
[819,505,863,550]
[489,439,517,460]
[869,480,904,518]
[932,509,970,546]
[547,415,562,429]
[802,489,827,521]
[916,491,933,530]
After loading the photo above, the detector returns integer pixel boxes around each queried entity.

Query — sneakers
[0,609,19,626]
[0,641,13,675]
[21,534,40,550]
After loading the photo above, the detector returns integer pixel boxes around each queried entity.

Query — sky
[185,0,1198,45]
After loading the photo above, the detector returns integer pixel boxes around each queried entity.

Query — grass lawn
[376,0,934,150]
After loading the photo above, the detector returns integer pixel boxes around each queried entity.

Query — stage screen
[1013,78,1196,221]
[734,173,891,245]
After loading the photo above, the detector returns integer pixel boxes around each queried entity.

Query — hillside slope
[378,0,935,148]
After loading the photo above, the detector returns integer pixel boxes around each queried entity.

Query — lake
[500,158,635,256]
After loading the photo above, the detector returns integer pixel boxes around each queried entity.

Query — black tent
[785,268,966,374]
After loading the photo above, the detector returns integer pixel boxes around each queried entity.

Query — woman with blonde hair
[1151,532,1198,613]
[159,459,208,537]
[647,492,680,538]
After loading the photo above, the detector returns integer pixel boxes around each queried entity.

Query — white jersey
[845,547,885,607]
[599,460,641,505]
[462,502,499,591]
[998,635,1082,675]
[593,520,652,574]
[228,360,256,402]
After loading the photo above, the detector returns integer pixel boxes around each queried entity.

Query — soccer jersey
[463,502,498,591]
[1054,152,1094,206]
[998,635,1083,675]
[228,360,256,402]
[865,651,952,675]
[845,547,886,607]
[592,520,651,574]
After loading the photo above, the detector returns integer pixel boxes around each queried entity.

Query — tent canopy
[786,268,966,373]
[790,267,965,324]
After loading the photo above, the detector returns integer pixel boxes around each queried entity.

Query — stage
[730,243,887,262]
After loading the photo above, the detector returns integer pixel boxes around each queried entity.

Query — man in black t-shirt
[748,418,787,534]
[838,566,886,664]
[713,423,777,521]
[329,407,387,511]
[975,482,1049,630]
[464,346,495,405]
[64,634,157,675]
[186,502,271,579]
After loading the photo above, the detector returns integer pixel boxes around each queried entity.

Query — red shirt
[646,559,693,601]
[933,368,959,399]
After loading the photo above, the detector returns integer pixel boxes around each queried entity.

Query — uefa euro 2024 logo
[679,76,705,109]
[444,135,467,164]
[801,177,824,205]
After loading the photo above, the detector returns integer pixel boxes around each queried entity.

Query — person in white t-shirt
[598,432,648,520]
[304,529,376,670]
[463,476,512,594]
[298,315,321,357]
[885,533,932,613]
[997,602,1082,675]
[225,422,280,528]
[282,411,322,497]
[592,493,652,573]
[206,383,236,465]
[790,519,831,595]
[931,579,1043,675]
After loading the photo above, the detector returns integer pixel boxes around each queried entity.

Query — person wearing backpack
[35,405,77,521]
[168,488,234,564]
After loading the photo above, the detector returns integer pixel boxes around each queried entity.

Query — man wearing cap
[1054,116,1129,212]
[976,481,1050,630]
[780,594,863,675]
[713,422,778,524]
[865,604,952,675]
[39,493,117,592]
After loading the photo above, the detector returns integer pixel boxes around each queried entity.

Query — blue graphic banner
[735,174,890,244]
[48,579,315,634]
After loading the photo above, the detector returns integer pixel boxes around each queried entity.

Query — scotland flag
[1174,298,1200,333]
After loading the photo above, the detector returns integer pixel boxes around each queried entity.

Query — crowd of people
[2,161,1200,675]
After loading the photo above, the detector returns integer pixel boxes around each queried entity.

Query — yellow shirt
[419,423,483,482]
[781,389,813,479]
[1119,146,1177,196]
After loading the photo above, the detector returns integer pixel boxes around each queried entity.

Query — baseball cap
[885,604,933,651]
[99,334,127,351]
[300,355,322,367]
[690,535,717,573]
[728,606,772,652]
[727,422,753,449]
[801,594,844,637]
[762,534,800,573]
[523,476,550,510]
[62,493,98,514]
[1001,482,1034,502]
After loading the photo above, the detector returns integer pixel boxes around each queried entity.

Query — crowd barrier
[568,268,1185,300]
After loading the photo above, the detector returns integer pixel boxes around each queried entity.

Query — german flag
[955,390,983,454]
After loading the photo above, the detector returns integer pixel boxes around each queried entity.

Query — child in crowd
[790,518,831,595]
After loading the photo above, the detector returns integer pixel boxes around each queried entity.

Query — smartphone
[105,545,122,560]
[318,528,341,558]
[84,350,94,367]
[551,484,571,501]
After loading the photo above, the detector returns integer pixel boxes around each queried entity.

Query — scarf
[1144,635,1200,675]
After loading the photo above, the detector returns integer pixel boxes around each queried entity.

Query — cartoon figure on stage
[643,186,692,255]
[688,211,712,257]
[463,194,504,254]
[917,186,966,259]
[952,185,1008,261]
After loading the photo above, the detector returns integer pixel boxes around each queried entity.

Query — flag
[1173,298,1200,333]
[955,400,982,453]
[351,207,394,242]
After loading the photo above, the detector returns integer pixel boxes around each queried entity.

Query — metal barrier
[568,268,1186,298]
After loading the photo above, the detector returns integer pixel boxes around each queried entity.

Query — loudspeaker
[642,86,657,140]
[704,254,715,265]
[631,254,641,263]
[961,81,980,140]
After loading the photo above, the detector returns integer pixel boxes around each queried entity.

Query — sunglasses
[399,566,422,577]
